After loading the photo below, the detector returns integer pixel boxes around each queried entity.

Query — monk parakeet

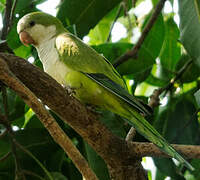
[17,12,193,170]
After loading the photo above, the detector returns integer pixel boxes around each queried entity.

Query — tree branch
[0,53,147,180]
[0,55,98,180]
[129,142,200,159]
[1,0,12,40]
[148,59,193,108]
[1,53,198,179]
[9,0,18,28]
[113,0,167,67]
[126,60,194,142]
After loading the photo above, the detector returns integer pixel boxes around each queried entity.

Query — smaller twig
[0,151,11,162]
[129,142,200,159]
[173,107,200,143]
[0,129,7,138]
[106,3,123,42]
[11,137,26,180]
[1,86,25,179]
[148,60,193,109]
[0,57,98,180]
[2,86,9,119]
[126,60,193,141]
[113,0,167,67]
[1,0,12,40]
[9,0,18,29]
[125,126,136,141]
[122,0,133,37]
[148,89,162,109]
[132,0,137,7]
[163,60,193,92]
[22,169,45,180]
[14,140,53,180]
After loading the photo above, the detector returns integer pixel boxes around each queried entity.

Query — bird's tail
[124,106,194,171]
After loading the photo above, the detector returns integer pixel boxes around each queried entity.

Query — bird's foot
[85,104,102,115]
[63,85,76,96]
[85,104,97,112]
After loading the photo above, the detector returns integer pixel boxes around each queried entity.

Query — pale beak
[19,31,36,46]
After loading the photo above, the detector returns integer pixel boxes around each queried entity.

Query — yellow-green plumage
[17,12,194,170]
[57,33,193,169]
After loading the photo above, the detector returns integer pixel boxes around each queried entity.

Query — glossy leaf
[88,5,119,45]
[159,18,180,71]
[57,0,122,38]
[153,94,199,175]
[194,89,200,107]
[84,142,110,180]
[176,54,200,83]
[178,0,200,68]
[154,95,198,144]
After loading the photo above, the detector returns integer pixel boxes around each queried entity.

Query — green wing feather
[83,72,152,116]
[56,32,194,171]
[56,32,125,87]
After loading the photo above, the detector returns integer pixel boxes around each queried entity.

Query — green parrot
[17,12,193,170]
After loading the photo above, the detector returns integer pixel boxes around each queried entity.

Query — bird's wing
[56,32,152,116]
[83,72,152,115]
[56,32,125,87]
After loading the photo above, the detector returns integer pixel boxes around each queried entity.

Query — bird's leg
[63,85,77,96]
[85,104,103,115]
[63,83,84,96]
[85,104,97,111]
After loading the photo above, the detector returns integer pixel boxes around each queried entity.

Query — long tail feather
[125,106,194,171]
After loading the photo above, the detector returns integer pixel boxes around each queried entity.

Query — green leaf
[92,42,133,62]
[159,18,181,72]
[153,94,199,176]
[178,0,200,68]
[92,42,151,81]
[0,129,58,179]
[194,0,200,20]
[88,5,120,44]
[185,159,200,179]
[13,45,31,58]
[0,0,5,13]
[83,110,125,180]
[9,95,26,127]
[57,0,122,38]
[145,74,168,87]
[154,94,198,145]
[84,142,110,180]
[50,172,68,180]
[176,54,200,83]
[194,89,200,107]
[153,158,184,179]
[98,110,126,137]
[15,0,46,14]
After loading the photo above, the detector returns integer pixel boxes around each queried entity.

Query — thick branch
[1,53,198,179]
[0,53,147,180]
[113,0,167,67]
[0,56,98,180]
[129,142,200,159]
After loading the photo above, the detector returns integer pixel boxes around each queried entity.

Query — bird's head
[17,12,66,47]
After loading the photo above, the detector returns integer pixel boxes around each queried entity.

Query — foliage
[0,0,200,179]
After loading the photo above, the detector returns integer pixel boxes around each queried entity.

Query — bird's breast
[37,38,72,85]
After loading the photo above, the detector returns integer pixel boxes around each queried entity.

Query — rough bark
[0,53,147,180]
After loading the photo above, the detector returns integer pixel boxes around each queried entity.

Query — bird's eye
[29,21,35,27]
